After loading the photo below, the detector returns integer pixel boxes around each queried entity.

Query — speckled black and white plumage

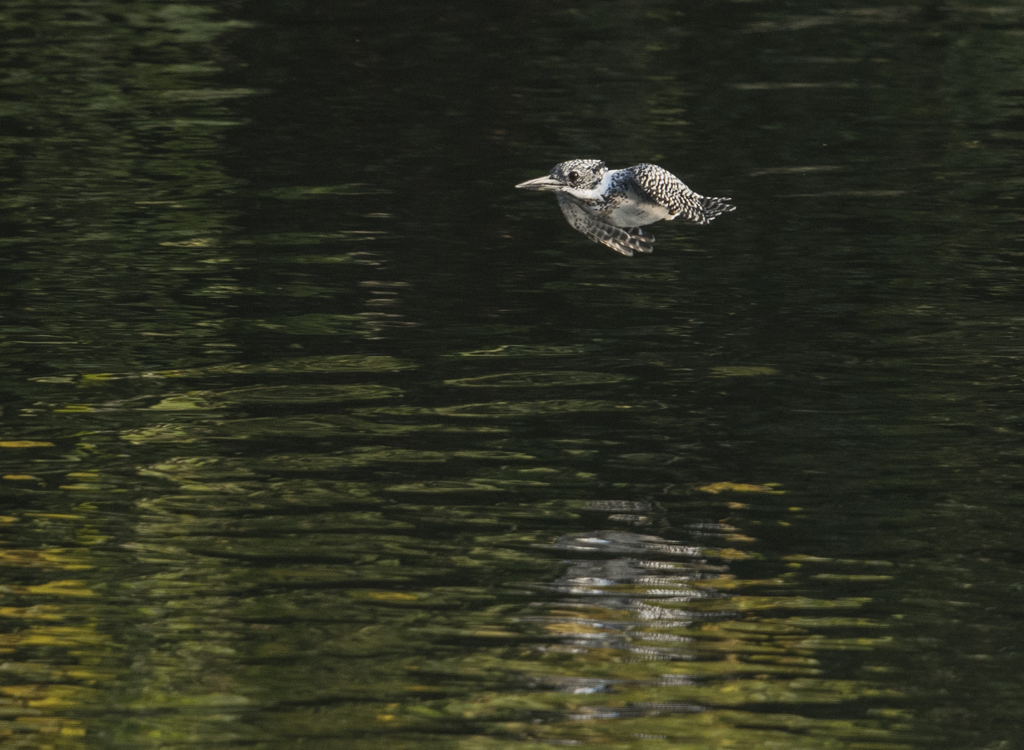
[515,160,734,257]
[624,164,735,226]
[556,194,654,256]
[548,159,608,186]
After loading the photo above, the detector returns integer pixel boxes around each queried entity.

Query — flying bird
[516,160,735,256]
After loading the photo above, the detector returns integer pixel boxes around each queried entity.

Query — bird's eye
[567,170,580,183]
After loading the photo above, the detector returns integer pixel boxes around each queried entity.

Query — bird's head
[515,159,607,193]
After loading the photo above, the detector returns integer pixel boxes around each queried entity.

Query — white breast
[604,201,674,228]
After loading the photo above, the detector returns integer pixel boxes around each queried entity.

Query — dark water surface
[1,1,1023,748]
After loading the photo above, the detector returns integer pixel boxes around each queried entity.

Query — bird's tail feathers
[695,195,736,225]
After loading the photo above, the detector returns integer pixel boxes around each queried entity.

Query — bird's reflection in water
[490,508,917,749]
[496,527,733,734]
[525,530,727,653]
[544,529,727,622]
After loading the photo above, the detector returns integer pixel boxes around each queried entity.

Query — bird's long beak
[515,176,563,192]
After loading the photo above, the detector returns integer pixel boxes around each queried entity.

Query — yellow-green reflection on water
[0,544,108,745]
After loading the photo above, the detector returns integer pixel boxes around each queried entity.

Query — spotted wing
[630,163,735,226]
[556,195,654,256]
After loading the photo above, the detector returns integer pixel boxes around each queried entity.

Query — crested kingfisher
[516,160,735,256]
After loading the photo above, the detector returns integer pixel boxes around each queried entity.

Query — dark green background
[0,1,1021,748]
